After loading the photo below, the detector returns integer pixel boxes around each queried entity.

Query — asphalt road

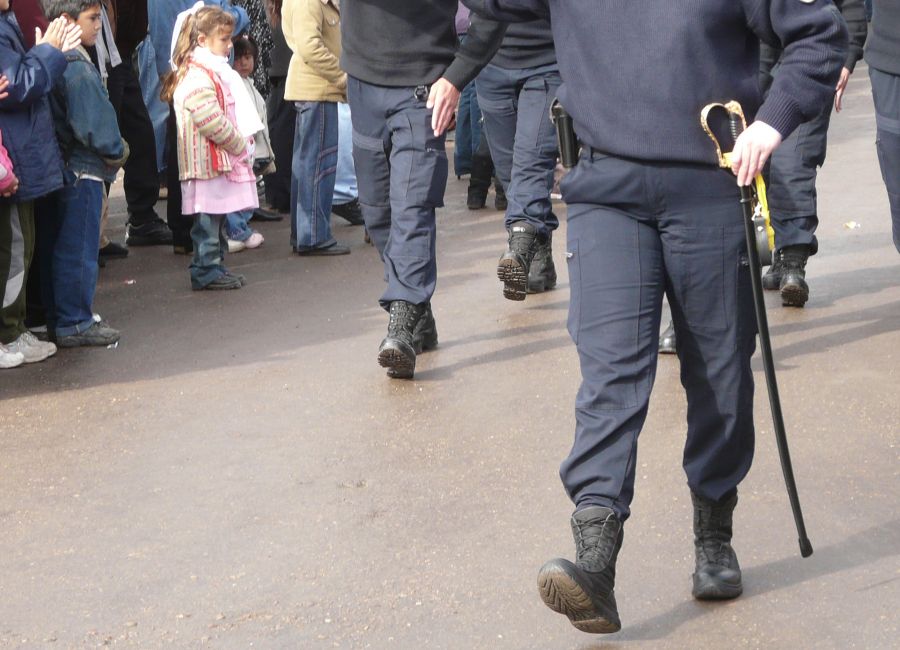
[1,67,898,649]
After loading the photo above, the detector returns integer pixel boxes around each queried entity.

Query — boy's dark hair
[233,35,259,62]
[41,0,101,21]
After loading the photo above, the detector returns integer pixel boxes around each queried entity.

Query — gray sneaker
[0,342,25,369]
[57,321,120,348]
[7,331,57,363]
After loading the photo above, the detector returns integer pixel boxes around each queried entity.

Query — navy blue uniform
[465,0,847,518]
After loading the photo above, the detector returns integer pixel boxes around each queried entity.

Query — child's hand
[0,75,8,100]
[1,172,19,197]
[35,17,82,52]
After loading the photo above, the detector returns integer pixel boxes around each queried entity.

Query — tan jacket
[283,0,347,102]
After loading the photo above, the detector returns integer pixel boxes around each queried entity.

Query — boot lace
[387,301,421,340]
[574,511,619,570]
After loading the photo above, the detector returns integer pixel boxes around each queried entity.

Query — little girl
[161,3,262,290]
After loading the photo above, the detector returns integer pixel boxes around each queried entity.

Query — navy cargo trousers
[559,151,758,520]
[476,62,561,238]
[347,77,448,309]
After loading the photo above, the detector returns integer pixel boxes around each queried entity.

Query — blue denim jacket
[49,48,125,184]
[149,0,249,78]
[0,11,67,203]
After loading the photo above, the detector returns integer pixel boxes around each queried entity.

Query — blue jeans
[190,213,228,289]
[476,63,560,237]
[291,101,338,250]
[37,173,103,336]
[225,209,254,241]
[333,102,358,205]
[454,80,483,177]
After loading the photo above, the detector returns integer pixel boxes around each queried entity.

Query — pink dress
[181,81,259,216]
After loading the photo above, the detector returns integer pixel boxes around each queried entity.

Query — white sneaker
[8,331,57,363]
[227,239,247,253]
[0,342,25,369]
[245,232,264,249]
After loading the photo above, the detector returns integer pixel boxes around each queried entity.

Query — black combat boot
[761,256,784,291]
[691,491,743,600]
[378,301,425,379]
[497,221,538,301]
[777,244,810,307]
[537,506,624,634]
[527,232,557,293]
[410,302,438,355]
[658,320,676,354]
[467,187,487,210]
[494,180,507,211]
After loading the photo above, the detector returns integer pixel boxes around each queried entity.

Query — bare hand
[731,121,782,187]
[427,78,461,137]
[834,67,851,112]
[35,17,68,49]
[1,173,19,197]
[60,23,83,52]
[0,75,8,101]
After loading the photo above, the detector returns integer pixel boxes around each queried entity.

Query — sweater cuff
[754,90,803,140]
[442,58,474,92]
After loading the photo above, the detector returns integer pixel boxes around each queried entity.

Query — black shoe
[659,320,676,354]
[410,302,438,354]
[494,182,507,212]
[467,187,487,210]
[295,242,351,256]
[777,245,810,308]
[378,300,424,379]
[497,221,538,301]
[57,320,121,348]
[761,257,783,291]
[99,241,129,259]
[527,233,557,293]
[252,207,285,222]
[126,220,174,246]
[193,274,242,291]
[332,198,364,225]
[537,506,624,634]
[691,491,743,600]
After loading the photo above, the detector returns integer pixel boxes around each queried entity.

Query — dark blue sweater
[463,1,848,166]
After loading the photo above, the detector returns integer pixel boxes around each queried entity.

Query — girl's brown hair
[160,6,236,102]
[265,0,282,27]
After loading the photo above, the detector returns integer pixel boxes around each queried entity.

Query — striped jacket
[173,63,248,181]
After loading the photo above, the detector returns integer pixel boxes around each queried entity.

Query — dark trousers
[264,76,295,212]
[766,106,831,254]
[469,129,496,195]
[558,151,757,520]
[348,77,447,308]
[35,175,103,336]
[476,63,560,237]
[0,201,34,344]
[107,61,160,226]
[166,104,193,248]
[870,66,900,254]
[290,101,338,250]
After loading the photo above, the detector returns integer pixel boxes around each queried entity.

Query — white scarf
[190,46,264,138]
[170,1,263,138]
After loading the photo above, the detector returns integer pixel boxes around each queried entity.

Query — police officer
[474,17,559,300]
[760,0,867,307]
[465,0,846,634]
[340,2,505,379]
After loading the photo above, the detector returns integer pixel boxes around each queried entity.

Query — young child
[225,35,272,253]
[39,0,128,348]
[162,3,261,290]
[0,5,80,366]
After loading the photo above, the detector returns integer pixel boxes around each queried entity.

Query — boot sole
[537,564,621,634]
[497,257,528,301]
[378,340,416,379]
[692,573,743,600]
[780,283,809,307]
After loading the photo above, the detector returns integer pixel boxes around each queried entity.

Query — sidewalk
[0,67,897,648]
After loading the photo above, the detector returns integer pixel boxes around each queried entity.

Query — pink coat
[0,131,16,194]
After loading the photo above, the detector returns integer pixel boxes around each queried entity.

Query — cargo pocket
[402,110,448,208]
